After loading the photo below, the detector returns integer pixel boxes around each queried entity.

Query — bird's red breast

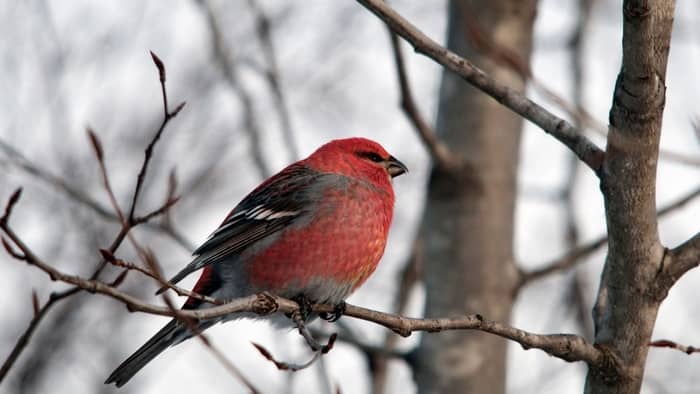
[245,178,393,299]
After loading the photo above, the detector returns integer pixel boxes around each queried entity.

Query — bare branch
[200,0,272,179]
[247,0,299,161]
[252,342,318,371]
[519,184,700,287]
[99,249,222,306]
[204,337,261,392]
[518,237,607,288]
[252,331,337,372]
[0,289,80,382]
[0,188,22,226]
[156,276,260,393]
[88,128,127,226]
[132,196,180,226]
[341,305,601,365]
[3,220,602,367]
[129,51,186,223]
[0,137,193,250]
[0,53,188,382]
[664,231,700,285]
[649,339,700,355]
[356,0,605,174]
[388,31,458,171]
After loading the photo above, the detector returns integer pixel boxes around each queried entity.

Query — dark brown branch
[356,0,605,175]
[0,188,22,225]
[388,31,458,171]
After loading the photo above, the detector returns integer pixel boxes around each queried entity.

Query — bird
[105,137,407,387]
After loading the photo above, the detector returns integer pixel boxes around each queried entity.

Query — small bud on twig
[150,51,166,83]
[86,128,104,162]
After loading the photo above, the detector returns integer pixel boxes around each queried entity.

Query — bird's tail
[105,319,189,387]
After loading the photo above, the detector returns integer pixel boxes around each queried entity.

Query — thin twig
[157,271,260,393]
[649,339,700,355]
[518,184,700,288]
[88,128,127,226]
[0,53,185,383]
[200,0,272,179]
[388,31,458,171]
[128,51,186,223]
[253,318,337,373]
[100,250,222,306]
[248,0,299,161]
[0,137,193,250]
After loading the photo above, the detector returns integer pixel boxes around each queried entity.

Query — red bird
[105,137,407,387]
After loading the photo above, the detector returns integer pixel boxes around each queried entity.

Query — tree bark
[414,1,536,393]
[586,1,676,393]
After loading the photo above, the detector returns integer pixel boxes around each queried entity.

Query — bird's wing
[161,164,326,290]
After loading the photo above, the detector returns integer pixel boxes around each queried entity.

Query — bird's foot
[320,301,346,323]
[288,294,314,321]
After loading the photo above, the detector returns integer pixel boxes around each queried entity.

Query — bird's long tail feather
[105,319,185,387]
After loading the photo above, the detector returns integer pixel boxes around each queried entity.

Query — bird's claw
[288,294,314,321]
[320,301,346,323]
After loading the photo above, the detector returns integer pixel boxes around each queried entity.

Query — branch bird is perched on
[106,137,407,387]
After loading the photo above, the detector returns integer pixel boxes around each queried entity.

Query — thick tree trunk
[585,1,676,393]
[414,1,536,393]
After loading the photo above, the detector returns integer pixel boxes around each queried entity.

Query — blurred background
[1,0,699,393]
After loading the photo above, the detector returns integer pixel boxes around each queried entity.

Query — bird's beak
[385,156,408,178]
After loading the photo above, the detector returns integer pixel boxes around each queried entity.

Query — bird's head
[307,138,408,185]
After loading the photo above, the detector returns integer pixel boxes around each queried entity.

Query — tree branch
[2,210,603,367]
[247,0,299,162]
[356,0,605,174]
[663,231,700,285]
[128,51,186,223]
[519,184,700,288]
[0,137,193,251]
[0,52,185,383]
[388,31,458,171]
[199,0,272,179]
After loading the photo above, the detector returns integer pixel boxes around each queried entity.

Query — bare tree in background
[415,1,536,393]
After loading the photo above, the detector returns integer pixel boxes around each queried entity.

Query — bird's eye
[361,152,384,163]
